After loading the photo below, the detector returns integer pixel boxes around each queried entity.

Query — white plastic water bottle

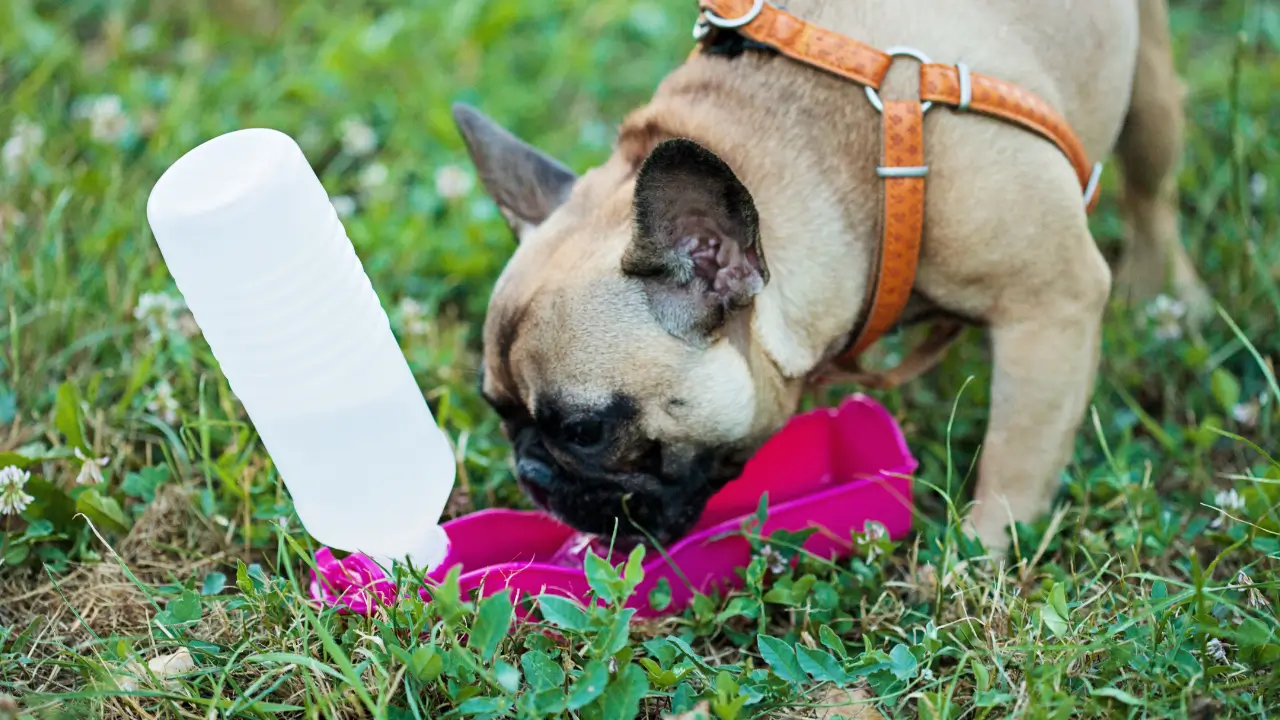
[145,128,454,570]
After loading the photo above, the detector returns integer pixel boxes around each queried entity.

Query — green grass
[1,0,1278,718]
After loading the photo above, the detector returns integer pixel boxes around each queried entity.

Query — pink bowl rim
[419,393,917,595]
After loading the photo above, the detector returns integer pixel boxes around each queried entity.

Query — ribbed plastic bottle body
[146,128,454,569]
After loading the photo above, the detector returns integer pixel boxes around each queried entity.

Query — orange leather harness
[689,0,1104,388]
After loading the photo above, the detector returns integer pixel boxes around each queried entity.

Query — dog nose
[516,458,554,490]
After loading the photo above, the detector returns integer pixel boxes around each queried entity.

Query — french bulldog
[453,0,1210,550]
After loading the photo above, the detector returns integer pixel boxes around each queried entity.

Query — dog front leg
[966,241,1112,552]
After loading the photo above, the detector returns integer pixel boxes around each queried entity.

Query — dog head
[453,104,805,545]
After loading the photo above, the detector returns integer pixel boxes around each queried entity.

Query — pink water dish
[309,394,916,618]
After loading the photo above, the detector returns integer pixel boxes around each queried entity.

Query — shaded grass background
[0,0,1278,717]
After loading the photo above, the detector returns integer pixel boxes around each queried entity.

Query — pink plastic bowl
[310,394,916,619]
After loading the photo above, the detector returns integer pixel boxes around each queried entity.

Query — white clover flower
[1231,399,1260,428]
[73,95,129,144]
[2,116,45,176]
[1204,638,1229,664]
[434,164,474,200]
[358,162,389,192]
[331,194,357,218]
[397,297,431,337]
[74,447,110,485]
[1145,294,1186,342]
[758,544,788,575]
[340,118,378,157]
[0,466,28,489]
[0,466,34,516]
[1209,488,1245,529]
[132,291,169,320]
[133,291,190,342]
[1215,488,1245,513]
[858,522,888,562]
[147,380,180,425]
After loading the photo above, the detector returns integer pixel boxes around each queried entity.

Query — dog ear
[452,103,577,241]
[622,138,768,344]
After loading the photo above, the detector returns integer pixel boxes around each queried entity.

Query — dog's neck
[614,51,884,385]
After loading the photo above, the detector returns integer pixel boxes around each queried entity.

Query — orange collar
[690,0,1103,388]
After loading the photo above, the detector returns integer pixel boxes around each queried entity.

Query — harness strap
[693,0,1100,199]
[919,64,1102,211]
[697,1,892,88]
[690,0,1103,389]
[816,320,966,389]
[845,100,927,358]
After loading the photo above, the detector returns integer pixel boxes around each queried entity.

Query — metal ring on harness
[694,0,766,39]
[705,0,766,28]
[864,46,935,114]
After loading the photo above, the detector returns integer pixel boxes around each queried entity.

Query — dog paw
[1115,260,1214,331]
[961,511,1013,556]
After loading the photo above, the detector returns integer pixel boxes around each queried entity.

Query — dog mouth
[509,430,749,545]
[515,468,718,546]
[517,477,552,510]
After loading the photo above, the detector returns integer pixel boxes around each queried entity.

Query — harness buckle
[864,46,934,114]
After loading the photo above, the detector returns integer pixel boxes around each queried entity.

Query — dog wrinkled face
[453,103,791,544]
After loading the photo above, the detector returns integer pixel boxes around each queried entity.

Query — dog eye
[561,419,607,451]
